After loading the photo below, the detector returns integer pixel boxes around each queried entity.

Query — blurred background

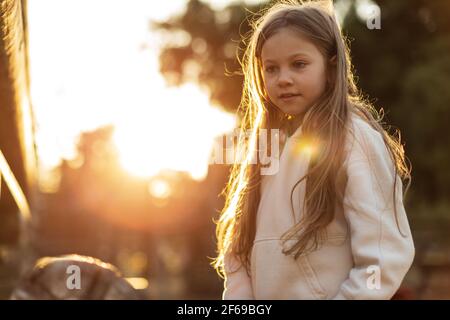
[0,0,449,299]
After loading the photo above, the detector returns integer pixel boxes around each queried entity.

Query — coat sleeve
[222,250,255,300]
[332,122,415,300]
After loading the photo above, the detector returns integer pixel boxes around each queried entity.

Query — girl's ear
[330,54,337,64]
[327,55,337,85]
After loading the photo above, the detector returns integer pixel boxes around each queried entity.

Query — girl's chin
[279,106,305,116]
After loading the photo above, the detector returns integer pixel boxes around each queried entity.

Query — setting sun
[27,0,237,189]
[112,83,235,180]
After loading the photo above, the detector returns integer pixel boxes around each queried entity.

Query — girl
[212,0,415,299]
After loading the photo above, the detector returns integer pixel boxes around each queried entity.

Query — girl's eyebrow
[263,52,311,64]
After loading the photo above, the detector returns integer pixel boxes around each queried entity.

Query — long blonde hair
[212,0,411,278]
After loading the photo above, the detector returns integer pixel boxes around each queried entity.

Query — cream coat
[223,115,415,300]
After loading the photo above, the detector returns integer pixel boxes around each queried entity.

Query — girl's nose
[277,71,293,87]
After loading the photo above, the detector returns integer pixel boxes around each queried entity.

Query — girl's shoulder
[344,114,390,166]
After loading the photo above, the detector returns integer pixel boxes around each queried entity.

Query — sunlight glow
[27,0,236,187]
[148,178,172,199]
[292,138,320,158]
[112,83,235,180]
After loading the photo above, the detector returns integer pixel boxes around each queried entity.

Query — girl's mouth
[279,94,301,102]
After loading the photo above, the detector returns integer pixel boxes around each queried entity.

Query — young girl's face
[261,27,329,118]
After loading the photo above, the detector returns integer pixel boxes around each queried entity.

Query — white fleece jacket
[222,115,415,300]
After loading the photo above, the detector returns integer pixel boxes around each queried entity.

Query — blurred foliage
[153,0,450,209]
[151,0,266,112]
[344,0,450,205]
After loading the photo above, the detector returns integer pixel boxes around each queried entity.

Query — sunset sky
[27,0,259,188]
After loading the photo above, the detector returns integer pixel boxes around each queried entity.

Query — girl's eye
[293,61,307,68]
[265,66,277,73]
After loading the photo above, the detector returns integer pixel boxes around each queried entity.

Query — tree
[343,0,450,203]
[151,0,267,112]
